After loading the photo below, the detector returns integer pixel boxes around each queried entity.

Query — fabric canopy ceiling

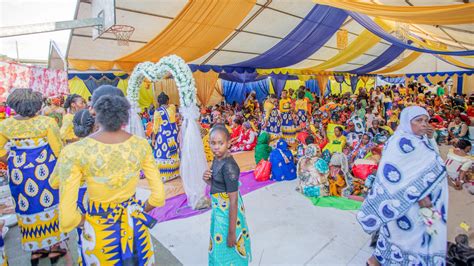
[67,0,474,75]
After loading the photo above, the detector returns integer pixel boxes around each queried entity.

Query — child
[203,125,252,265]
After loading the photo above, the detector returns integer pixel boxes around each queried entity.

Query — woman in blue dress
[262,95,281,140]
[269,139,297,181]
[152,92,180,182]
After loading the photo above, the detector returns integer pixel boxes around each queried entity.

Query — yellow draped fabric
[283,80,305,92]
[117,0,256,67]
[313,0,474,25]
[68,77,92,100]
[116,79,129,96]
[68,59,117,71]
[68,0,256,71]
[194,71,219,106]
[316,75,330,100]
[407,36,474,69]
[154,79,180,106]
[307,18,392,71]
[374,52,422,74]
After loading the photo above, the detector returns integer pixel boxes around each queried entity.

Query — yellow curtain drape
[68,77,92,100]
[116,79,129,96]
[207,79,224,106]
[283,80,305,92]
[138,81,155,109]
[68,0,256,71]
[193,71,219,106]
[374,52,421,74]
[117,0,256,66]
[313,0,474,25]
[316,75,330,99]
[68,59,116,71]
[154,79,180,106]
[306,18,392,71]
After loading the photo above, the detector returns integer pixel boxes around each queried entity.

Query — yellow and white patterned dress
[0,116,67,251]
[54,136,165,265]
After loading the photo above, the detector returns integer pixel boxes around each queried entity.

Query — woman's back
[0,116,57,139]
[56,135,158,204]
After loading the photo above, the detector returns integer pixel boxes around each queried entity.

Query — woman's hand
[418,196,433,208]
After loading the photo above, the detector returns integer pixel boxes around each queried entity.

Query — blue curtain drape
[245,79,270,103]
[348,11,474,56]
[83,77,120,94]
[350,76,359,93]
[350,45,405,74]
[457,75,464,95]
[305,79,320,96]
[379,76,405,84]
[271,77,288,97]
[231,5,347,68]
[223,79,270,104]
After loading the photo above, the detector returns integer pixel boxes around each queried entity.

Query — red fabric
[230,125,243,140]
[460,113,471,126]
[352,160,378,180]
[296,131,309,144]
[0,61,67,101]
[234,130,257,151]
[467,107,474,117]
[254,160,271,182]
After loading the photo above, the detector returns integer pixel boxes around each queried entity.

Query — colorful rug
[308,196,362,210]
[149,170,274,223]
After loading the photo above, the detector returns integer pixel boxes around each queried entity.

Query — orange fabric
[117,0,256,65]
[194,71,219,106]
[313,0,474,25]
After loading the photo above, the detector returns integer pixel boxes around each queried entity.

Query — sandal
[48,247,68,265]
[30,249,49,266]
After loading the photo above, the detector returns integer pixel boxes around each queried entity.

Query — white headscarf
[397,106,429,135]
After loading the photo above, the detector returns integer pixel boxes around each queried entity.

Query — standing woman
[60,93,86,143]
[262,94,281,140]
[203,125,251,265]
[279,90,296,143]
[294,90,308,132]
[152,92,180,182]
[55,95,165,265]
[0,89,67,264]
[357,106,448,265]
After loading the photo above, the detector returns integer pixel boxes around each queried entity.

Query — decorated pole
[127,55,209,210]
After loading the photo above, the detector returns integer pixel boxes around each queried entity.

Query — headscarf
[397,106,429,135]
[304,144,321,159]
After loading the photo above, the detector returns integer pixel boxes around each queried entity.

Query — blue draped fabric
[380,76,405,84]
[406,71,474,78]
[223,79,270,104]
[305,79,320,96]
[350,45,405,74]
[68,73,129,80]
[271,78,287,97]
[457,75,464,95]
[189,64,255,73]
[219,72,267,83]
[83,77,120,94]
[231,5,347,68]
[434,54,474,70]
[348,11,474,56]
[350,76,359,93]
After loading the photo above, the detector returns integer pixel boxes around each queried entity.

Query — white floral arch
[127,55,208,210]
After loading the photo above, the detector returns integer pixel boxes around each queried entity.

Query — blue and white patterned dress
[357,124,447,265]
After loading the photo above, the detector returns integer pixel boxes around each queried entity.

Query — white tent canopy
[66,0,474,74]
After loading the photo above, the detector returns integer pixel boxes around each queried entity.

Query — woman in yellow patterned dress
[54,95,165,265]
[279,90,296,143]
[59,93,86,144]
[152,92,180,182]
[294,90,309,132]
[0,89,68,264]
